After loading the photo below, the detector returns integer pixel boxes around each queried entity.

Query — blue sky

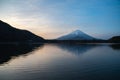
[0,0,120,39]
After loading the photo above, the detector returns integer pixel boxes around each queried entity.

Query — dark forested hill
[0,20,44,42]
[109,36,120,43]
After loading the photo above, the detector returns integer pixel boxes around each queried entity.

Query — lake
[0,43,120,80]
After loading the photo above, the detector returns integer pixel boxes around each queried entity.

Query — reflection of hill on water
[109,44,120,50]
[0,44,44,65]
[55,43,97,55]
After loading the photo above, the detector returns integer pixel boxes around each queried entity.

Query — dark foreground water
[0,43,120,80]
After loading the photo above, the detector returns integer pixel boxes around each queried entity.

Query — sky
[0,0,120,39]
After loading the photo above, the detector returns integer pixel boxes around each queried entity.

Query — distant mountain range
[0,20,120,43]
[57,30,97,40]
[0,20,44,42]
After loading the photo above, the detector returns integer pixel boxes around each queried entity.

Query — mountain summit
[57,30,96,40]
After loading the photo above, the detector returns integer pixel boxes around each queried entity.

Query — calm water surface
[0,43,120,80]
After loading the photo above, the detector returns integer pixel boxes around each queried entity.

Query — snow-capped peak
[71,30,84,35]
[57,30,97,40]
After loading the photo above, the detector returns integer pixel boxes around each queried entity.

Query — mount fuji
[57,30,97,40]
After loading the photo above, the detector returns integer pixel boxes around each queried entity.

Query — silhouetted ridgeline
[45,36,120,43]
[45,40,119,43]
[109,36,120,43]
[46,35,120,43]
[0,20,120,43]
[0,20,44,42]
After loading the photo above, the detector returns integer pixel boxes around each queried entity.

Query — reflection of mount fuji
[55,43,97,55]
[0,44,44,65]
